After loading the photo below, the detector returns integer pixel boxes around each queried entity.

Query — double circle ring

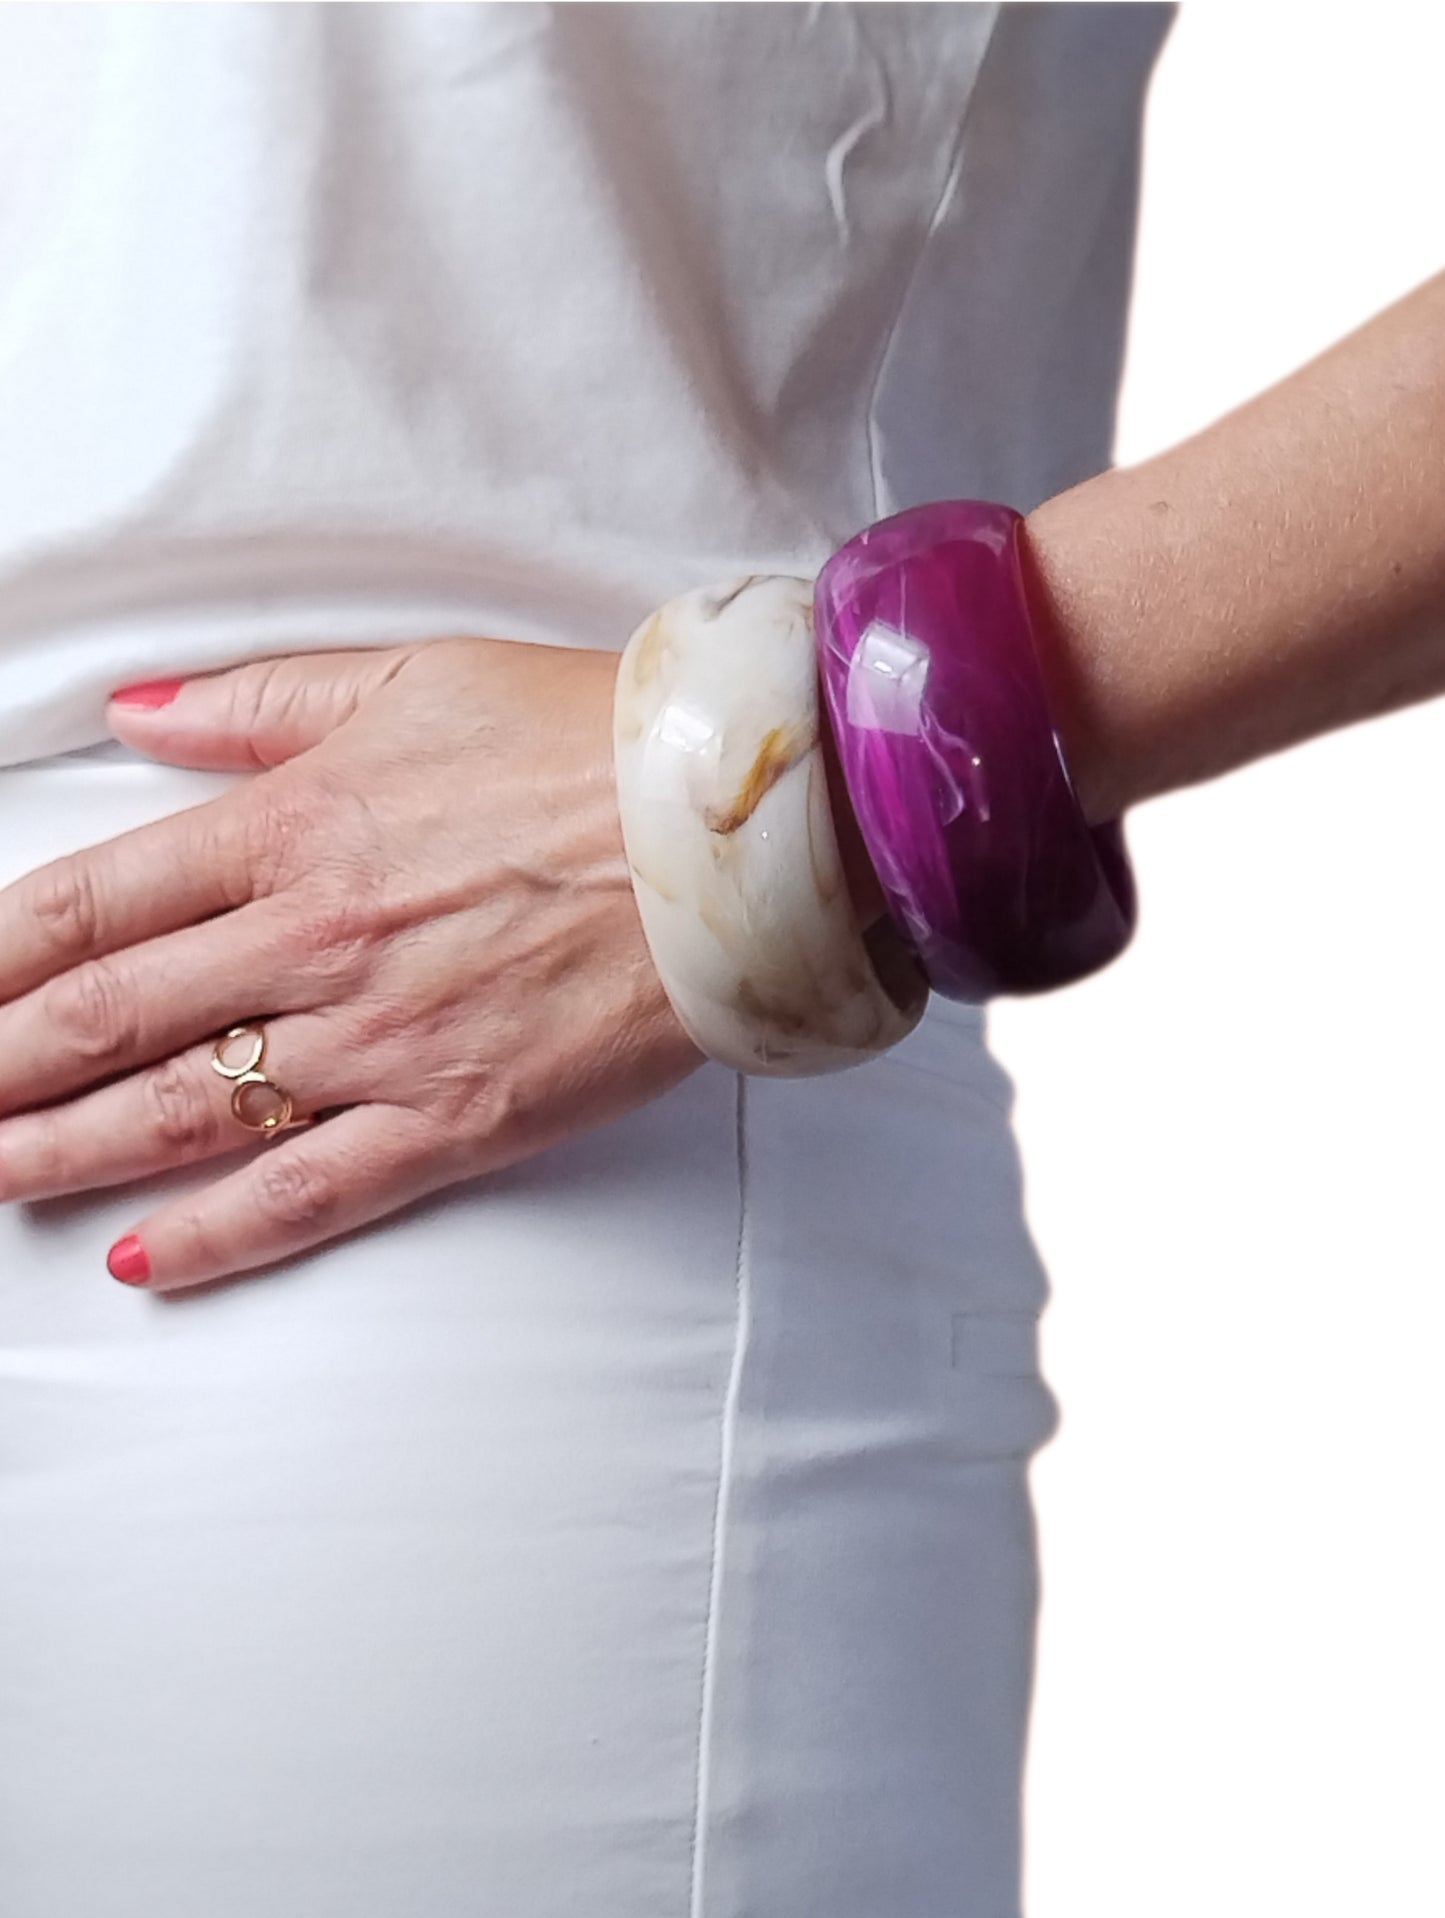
[210,1024,305,1135]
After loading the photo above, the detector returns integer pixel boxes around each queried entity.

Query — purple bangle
[814,499,1137,1002]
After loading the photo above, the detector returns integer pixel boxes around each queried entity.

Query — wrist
[1022,475,1146,827]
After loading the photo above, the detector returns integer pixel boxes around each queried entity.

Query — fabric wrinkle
[863,6,1001,518]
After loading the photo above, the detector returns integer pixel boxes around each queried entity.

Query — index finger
[0,790,258,1003]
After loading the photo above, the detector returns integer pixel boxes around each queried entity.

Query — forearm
[1023,269,1445,825]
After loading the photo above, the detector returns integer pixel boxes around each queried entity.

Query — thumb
[106,648,412,771]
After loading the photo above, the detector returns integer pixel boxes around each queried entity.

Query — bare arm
[1023,269,1445,826]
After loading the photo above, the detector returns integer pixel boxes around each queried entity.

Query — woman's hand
[0,638,702,1290]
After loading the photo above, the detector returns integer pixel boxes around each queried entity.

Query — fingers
[1,650,411,1003]
[0,901,327,1118]
[0,791,260,1003]
[107,648,412,772]
[116,1103,443,1292]
[0,1012,356,1202]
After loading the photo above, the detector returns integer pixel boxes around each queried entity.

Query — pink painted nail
[111,678,183,710]
[107,1234,151,1286]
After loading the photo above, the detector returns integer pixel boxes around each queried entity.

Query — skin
[0,640,701,1289]
[1024,269,1445,827]
[3,266,1444,1290]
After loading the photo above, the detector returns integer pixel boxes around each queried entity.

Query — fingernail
[111,678,183,710]
[107,1234,151,1286]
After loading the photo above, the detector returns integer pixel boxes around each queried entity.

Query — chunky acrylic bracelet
[613,574,927,1075]
[814,500,1137,1002]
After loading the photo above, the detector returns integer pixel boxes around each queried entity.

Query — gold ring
[210,1025,265,1080]
[210,1024,305,1135]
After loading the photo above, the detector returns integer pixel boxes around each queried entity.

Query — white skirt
[0,745,1056,1918]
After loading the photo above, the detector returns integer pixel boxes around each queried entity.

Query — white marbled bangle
[612,573,928,1075]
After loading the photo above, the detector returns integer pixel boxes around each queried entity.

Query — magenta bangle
[813,500,1137,1002]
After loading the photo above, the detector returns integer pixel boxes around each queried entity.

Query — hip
[0,744,1053,1915]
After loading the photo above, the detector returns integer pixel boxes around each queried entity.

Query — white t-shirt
[0,2,1171,765]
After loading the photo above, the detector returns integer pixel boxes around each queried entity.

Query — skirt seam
[686,1071,751,1918]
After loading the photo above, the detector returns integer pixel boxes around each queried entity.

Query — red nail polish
[111,678,183,710]
[107,1234,151,1286]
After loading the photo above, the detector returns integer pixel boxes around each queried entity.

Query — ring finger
[0,901,338,1120]
[0,1013,358,1203]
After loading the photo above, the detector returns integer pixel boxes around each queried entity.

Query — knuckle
[350,992,419,1051]
[44,960,140,1063]
[290,890,372,963]
[30,858,102,962]
[254,1154,339,1233]
[185,803,253,914]
[479,1075,527,1134]
[241,783,319,894]
[230,660,290,746]
[440,1067,531,1145]
[280,903,375,1007]
[142,1059,221,1158]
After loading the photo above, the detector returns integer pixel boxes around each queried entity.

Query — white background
[990,7,1445,1913]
